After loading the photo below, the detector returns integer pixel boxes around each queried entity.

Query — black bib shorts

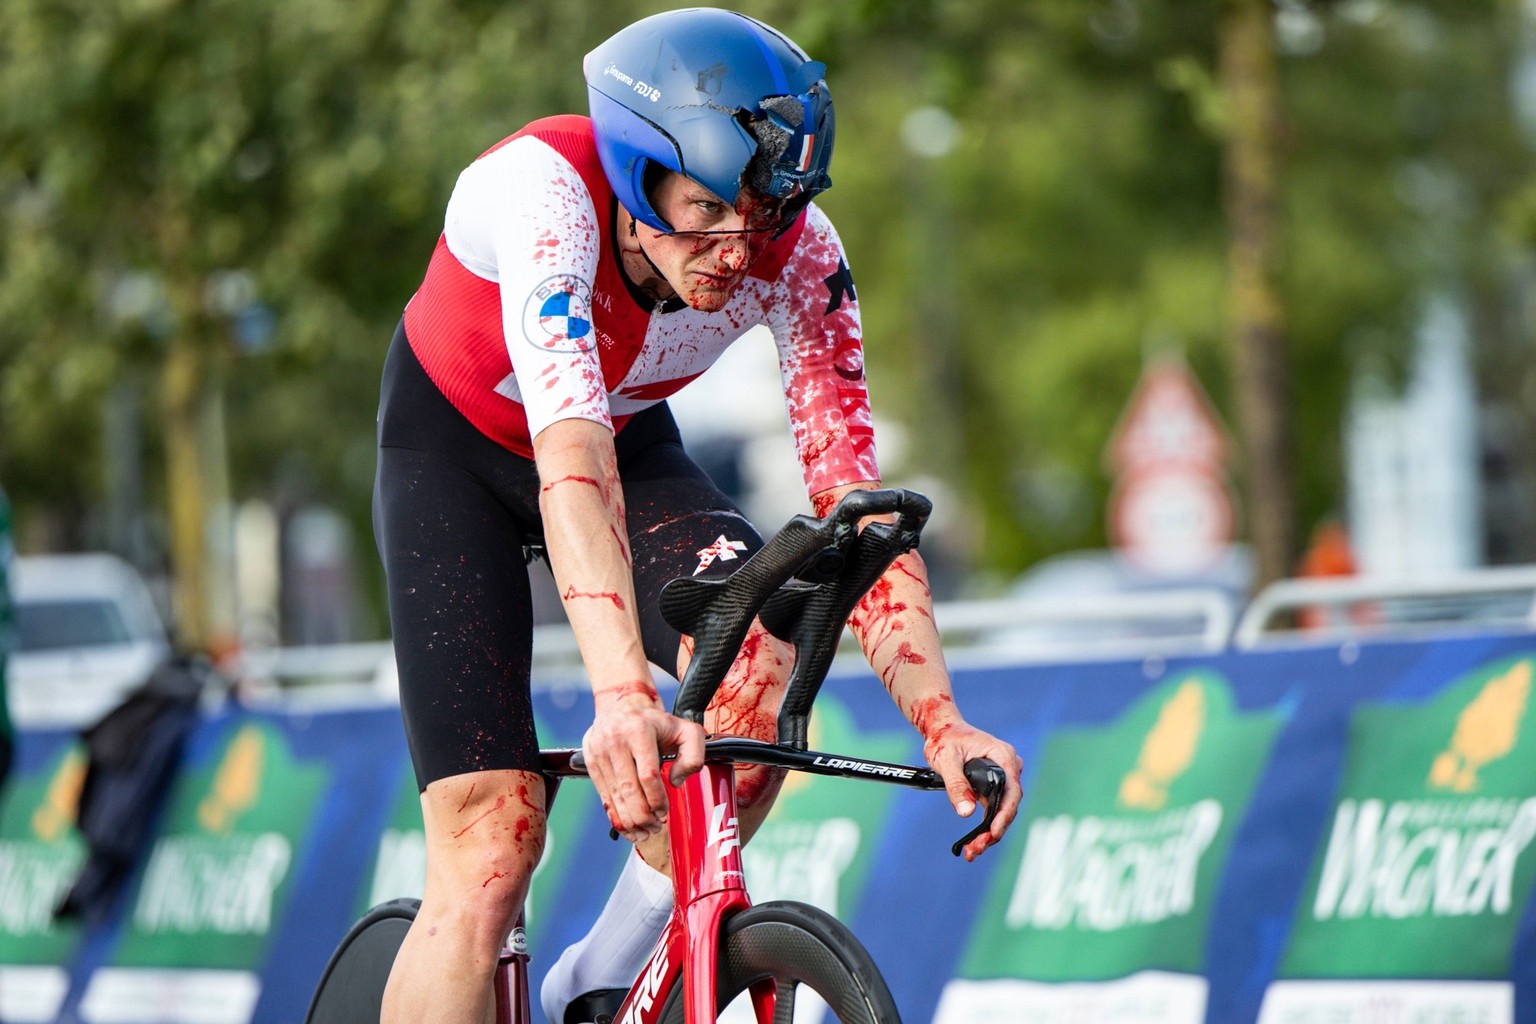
[373,322,764,788]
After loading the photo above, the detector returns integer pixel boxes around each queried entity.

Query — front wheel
[659,900,901,1024]
[305,898,420,1024]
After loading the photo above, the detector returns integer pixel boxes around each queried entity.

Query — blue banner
[1,630,1534,1023]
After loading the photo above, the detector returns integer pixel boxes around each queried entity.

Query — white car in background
[9,553,171,728]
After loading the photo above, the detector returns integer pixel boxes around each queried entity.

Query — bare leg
[635,620,794,872]
[383,768,547,1024]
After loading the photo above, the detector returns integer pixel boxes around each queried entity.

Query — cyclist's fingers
[626,727,670,828]
[583,730,654,836]
[991,758,1024,839]
[937,761,979,818]
[581,738,627,831]
[961,833,996,862]
[659,716,706,785]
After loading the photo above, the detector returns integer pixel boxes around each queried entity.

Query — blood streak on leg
[701,623,792,809]
[452,795,507,839]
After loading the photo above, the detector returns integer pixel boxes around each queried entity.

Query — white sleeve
[445,137,611,436]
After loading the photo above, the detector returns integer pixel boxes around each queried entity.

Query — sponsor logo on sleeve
[523,274,595,355]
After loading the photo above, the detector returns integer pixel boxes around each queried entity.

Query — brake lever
[951,758,1008,858]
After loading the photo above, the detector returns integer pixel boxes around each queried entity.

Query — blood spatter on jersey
[409,125,877,500]
[769,218,878,496]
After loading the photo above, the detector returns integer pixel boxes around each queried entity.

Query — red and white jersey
[402,115,878,498]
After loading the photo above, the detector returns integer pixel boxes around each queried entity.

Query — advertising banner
[3,632,1536,1023]
[936,671,1282,1023]
[0,745,87,1023]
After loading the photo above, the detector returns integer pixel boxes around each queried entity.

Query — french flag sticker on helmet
[796,134,815,173]
[522,274,595,354]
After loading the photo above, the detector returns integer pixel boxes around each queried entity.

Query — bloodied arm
[533,418,706,839]
[813,482,1025,861]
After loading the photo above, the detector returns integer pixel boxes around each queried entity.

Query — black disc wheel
[659,901,901,1024]
[305,898,420,1024]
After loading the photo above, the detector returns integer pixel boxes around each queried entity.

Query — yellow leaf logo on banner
[1428,659,1530,794]
[198,725,266,833]
[1120,680,1206,811]
[31,748,86,843]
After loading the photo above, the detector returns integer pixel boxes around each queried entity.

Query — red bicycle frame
[494,759,757,1024]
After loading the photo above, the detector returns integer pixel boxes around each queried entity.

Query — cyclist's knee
[421,827,544,948]
[420,769,547,917]
[735,764,786,811]
[705,624,791,741]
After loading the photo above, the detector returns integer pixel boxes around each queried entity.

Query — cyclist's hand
[582,693,706,841]
[922,720,1023,862]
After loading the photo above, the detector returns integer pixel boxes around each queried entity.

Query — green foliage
[1,0,1532,619]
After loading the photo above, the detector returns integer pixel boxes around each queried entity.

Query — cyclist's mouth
[692,269,740,288]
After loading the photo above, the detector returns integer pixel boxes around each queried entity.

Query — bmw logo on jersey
[523,273,595,354]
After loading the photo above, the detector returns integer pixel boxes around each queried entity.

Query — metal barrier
[1232,564,1536,649]
[233,564,1536,695]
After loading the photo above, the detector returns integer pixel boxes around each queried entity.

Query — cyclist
[371,9,1024,1024]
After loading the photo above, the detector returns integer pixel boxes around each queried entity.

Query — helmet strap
[626,216,675,302]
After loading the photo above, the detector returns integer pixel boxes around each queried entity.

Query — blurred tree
[2,0,1532,644]
[0,0,638,644]
[1221,0,1295,588]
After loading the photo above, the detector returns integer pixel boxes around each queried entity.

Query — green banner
[957,671,1282,983]
[111,720,327,970]
[0,745,87,965]
[1282,656,1536,978]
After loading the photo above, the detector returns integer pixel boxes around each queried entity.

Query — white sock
[540,849,674,1024]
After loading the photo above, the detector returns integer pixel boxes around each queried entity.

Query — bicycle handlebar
[562,743,1005,858]
[660,487,930,725]
[575,487,1007,857]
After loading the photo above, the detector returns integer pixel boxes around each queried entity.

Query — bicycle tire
[658,900,901,1024]
[305,898,420,1024]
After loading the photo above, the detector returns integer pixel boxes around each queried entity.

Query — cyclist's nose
[716,235,750,272]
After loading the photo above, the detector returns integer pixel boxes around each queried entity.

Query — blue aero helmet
[584,8,834,235]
